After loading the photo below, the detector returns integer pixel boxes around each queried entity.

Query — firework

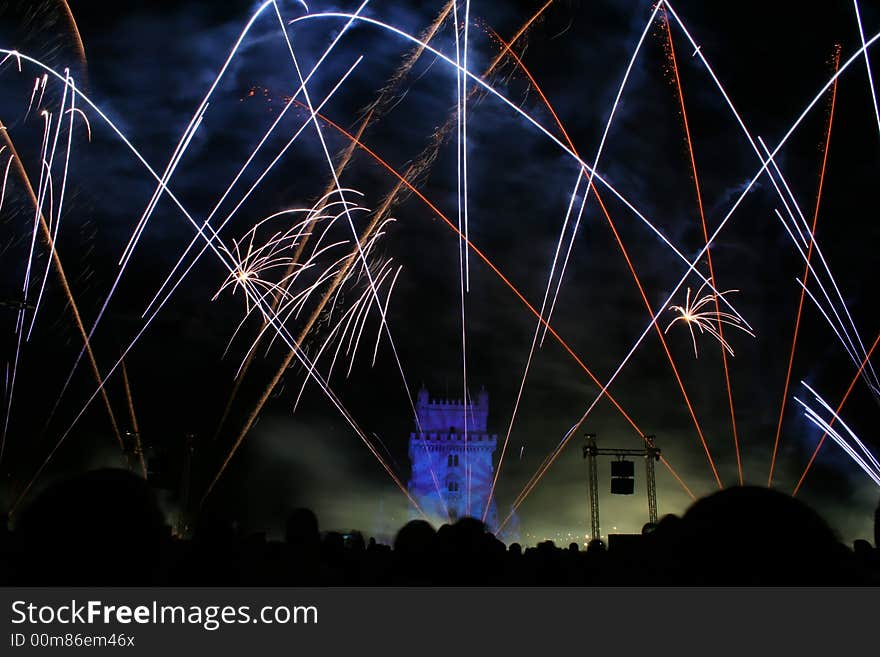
[795,382,880,488]
[1,1,878,528]
[664,282,754,358]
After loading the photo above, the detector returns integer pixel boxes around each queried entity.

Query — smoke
[237,411,413,539]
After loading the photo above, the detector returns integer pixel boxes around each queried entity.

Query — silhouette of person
[393,519,436,584]
[284,508,321,584]
[874,496,879,549]
[673,486,851,584]
[16,468,166,584]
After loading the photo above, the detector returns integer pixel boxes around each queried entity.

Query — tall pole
[121,358,147,479]
[644,435,660,525]
[178,432,196,537]
[583,433,600,542]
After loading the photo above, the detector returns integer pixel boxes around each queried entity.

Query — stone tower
[407,385,499,531]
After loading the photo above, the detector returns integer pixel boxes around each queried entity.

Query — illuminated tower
[408,385,499,531]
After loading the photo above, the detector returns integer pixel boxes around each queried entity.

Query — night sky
[0,0,878,544]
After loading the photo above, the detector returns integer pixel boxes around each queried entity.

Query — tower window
[448,454,459,467]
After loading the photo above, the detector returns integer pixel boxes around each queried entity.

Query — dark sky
[0,0,878,543]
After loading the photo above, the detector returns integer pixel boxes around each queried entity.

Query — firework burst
[664,281,754,358]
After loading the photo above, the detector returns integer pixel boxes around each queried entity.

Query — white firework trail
[795,382,880,488]
[2,0,879,517]
[286,10,751,327]
[853,0,880,141]
[759,138,880,398]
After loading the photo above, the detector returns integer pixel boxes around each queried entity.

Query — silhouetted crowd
[1,469,879,585]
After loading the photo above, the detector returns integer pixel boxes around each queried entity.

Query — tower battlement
[409,431,497,444]
[415,384,489,433]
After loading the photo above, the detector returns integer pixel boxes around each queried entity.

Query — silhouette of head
[393,520,436,583]
[450,516,487,552]
[16,468,166,584]
[347,531,366,552]
[285,508,319,548]
[393,519,436,556]
[874,496,879,548]
[321,531,345,564]
[676,486,844,584]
